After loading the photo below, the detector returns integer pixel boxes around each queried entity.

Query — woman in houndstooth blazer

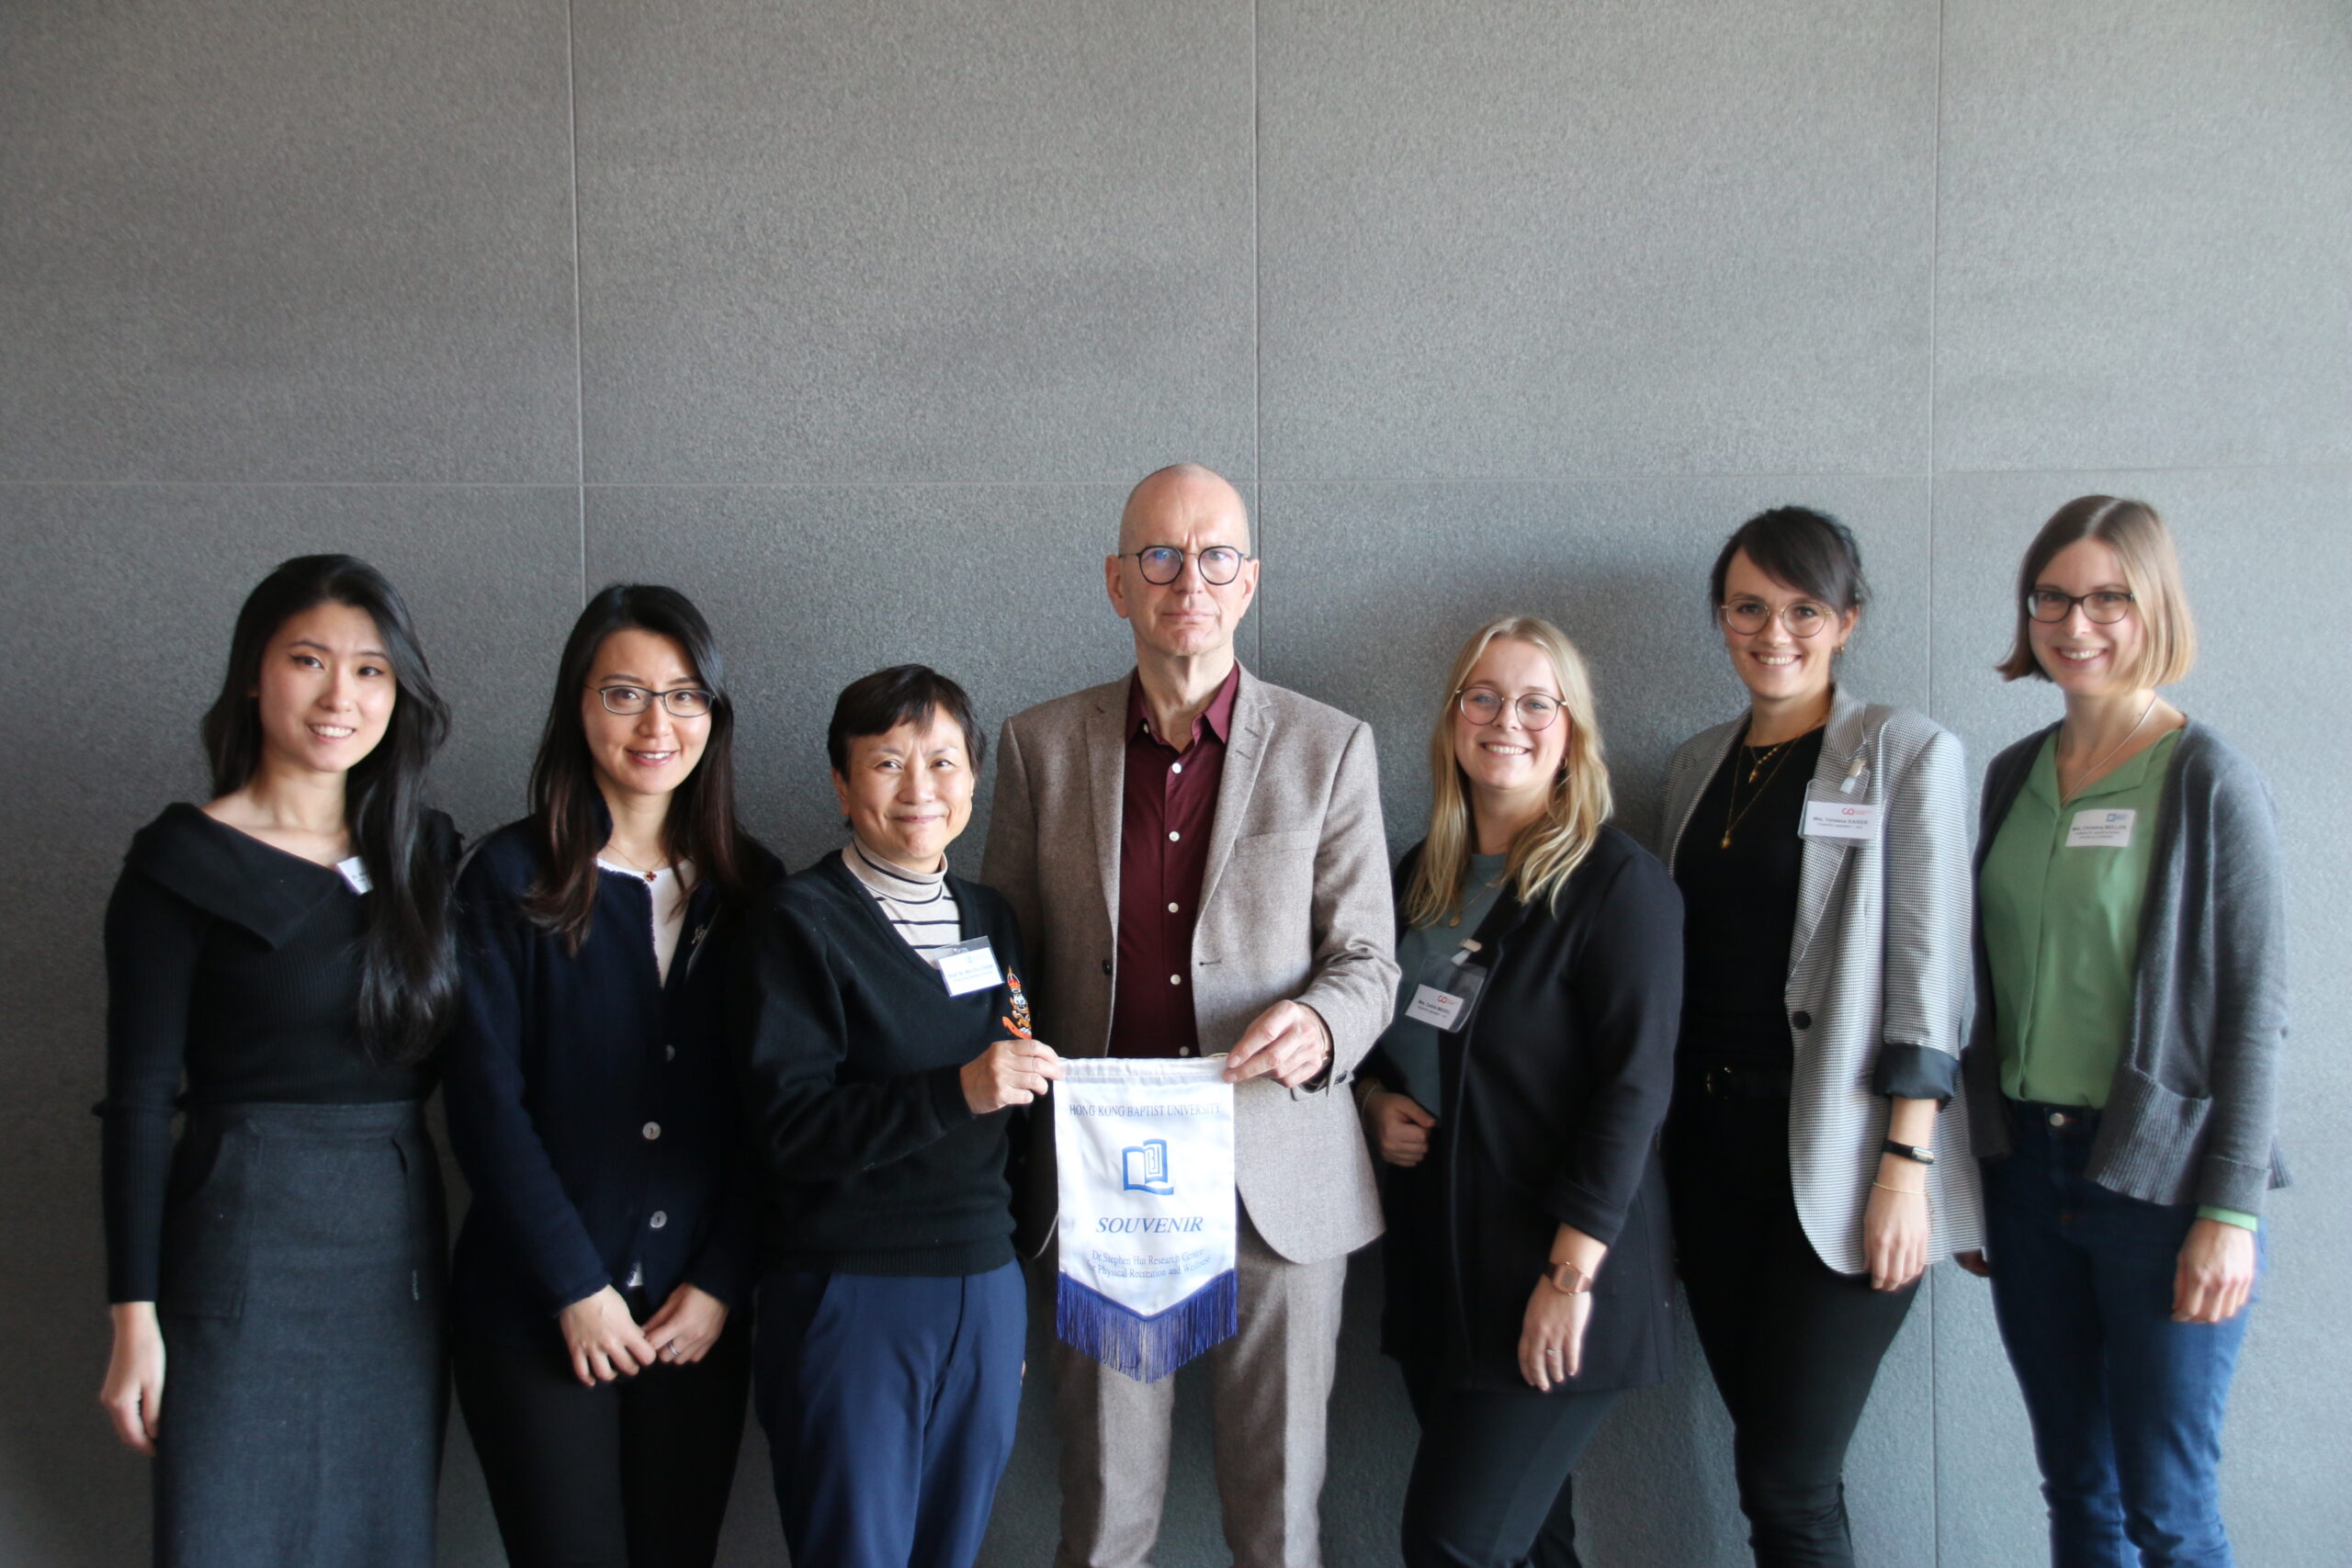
[1657,508,1984,1568]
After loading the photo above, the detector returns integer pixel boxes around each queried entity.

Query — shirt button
[663,1044,676,1062]
[1167,902,1180,914]
[1170,975,1182,986]
[2048,1111,2068,1128]
[1169,830,1181,841]
[1171,761,1183,774]
[649,1211,668,1230]
[642,1122,662,1141]
[1791,1010,1813,1031]
[1181,1046,1195,1056]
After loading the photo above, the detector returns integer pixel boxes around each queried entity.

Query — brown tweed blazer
[980,664,1396,1265]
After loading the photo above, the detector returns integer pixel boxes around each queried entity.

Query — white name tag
[2067,808,2137,849]
[934,936,1004,997]
[335,856,373,894]
[1405,984,1469,1032]
[1802,796,1881,841]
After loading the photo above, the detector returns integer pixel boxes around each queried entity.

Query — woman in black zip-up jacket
[1357,616,1681,1568]
[444,586,779,1568]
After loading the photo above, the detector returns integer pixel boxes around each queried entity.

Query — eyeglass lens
[597,685,713,716]
[1720,601,1831,637]
[1458,689,1562,731]
[2027,589,2133,624]
[1136,547,1245,586]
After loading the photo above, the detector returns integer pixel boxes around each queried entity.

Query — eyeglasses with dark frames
[1455,687,1564,732]
[2025,588,2135,625]
[1124,545,1253,586]
[1718,599,1836,638]
[594,684,715,717]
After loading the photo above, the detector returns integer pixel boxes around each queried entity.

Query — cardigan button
[1791,1010,1813,1031]
[641,1122,662,1141]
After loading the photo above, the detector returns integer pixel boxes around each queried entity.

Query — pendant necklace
[604,842,666,886]
[1722,730,1806,849]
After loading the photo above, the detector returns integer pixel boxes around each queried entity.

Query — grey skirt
[153,1100,447,1568]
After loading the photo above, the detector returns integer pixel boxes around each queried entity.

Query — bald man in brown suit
[981,465,1396,1568]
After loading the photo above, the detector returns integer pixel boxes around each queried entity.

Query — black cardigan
[733,852,1028,1276]
[442,818,781,1346]
[1364,827,1683,1394]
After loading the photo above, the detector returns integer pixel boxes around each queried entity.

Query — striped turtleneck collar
[843,840,949,903]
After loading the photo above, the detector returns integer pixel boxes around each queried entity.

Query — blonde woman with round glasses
[1657,507,1982,1568]
[1358,615,1681,1568]
[1969,497,2286,1566]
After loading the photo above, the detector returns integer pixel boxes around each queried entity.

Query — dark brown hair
[524,584,762,949]
[1709,506,1870,615]
[201,555,458,1066]
[827,665,986,775]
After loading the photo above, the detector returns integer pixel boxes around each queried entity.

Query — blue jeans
[1983,1103,2256,1568]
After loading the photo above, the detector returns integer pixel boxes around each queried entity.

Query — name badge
[934,936,1005,998]
[1404,963,1487,1033]
[1801,795,1880,841]
[2066,807,2136,849]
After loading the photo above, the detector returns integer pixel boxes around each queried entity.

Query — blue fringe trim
[1057,1269,1239,1383]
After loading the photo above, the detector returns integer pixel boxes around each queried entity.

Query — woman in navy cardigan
[444,585,780,1568]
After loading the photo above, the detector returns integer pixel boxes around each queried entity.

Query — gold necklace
[1741,736,1796,784]
[1722,733,1806,849]
[603,841,668,886]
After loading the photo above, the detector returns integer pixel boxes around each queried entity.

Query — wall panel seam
[564,0,588,605]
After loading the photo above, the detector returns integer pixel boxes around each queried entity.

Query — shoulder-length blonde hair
[1997,495,2198,687]
[1404,615,1613,929]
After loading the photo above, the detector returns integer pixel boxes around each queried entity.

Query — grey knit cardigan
[1964,720,2291,1215]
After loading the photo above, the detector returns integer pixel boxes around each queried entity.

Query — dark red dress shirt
[1110,665,1239,1058]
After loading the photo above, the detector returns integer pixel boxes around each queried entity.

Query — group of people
[94,462,2286,1568]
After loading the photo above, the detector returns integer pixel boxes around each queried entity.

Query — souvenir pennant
[1053,1055,1238,1382]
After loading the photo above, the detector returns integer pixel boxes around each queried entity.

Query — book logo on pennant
[1120,1138,1174,1195]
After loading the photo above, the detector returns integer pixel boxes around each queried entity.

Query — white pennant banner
[1053,1056,1238,1382]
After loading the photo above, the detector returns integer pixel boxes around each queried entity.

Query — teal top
[1981,728,2252,1231]
[1375,852,1510,1119]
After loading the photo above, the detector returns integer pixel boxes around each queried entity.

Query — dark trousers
[1396,1359,1618,1568]
[755,1261,1026,1568]
[1667,1082,1918,1568]
[1984,1104,2253,1568]
[452,1310,752,1568]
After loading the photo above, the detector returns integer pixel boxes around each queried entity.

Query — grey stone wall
[3,2,2345,1562]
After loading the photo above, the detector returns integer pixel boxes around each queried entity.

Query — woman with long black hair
[96,554,461,1567]
[444,584,780,1568]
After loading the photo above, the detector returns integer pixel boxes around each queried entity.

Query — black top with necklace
[1671,724,1824,1069]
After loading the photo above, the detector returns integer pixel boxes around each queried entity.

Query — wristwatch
[1544,1259,1595,1296]
[1883,1137,1937,1166]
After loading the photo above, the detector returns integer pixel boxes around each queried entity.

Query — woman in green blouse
[1965,497,2288,1568]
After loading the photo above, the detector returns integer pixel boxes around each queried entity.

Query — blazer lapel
[1195,664,1268,919]
[1789,686,1871,976]
[1084,680,1128,938]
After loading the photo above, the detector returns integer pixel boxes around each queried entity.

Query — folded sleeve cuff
[1874,1043,1961,1103]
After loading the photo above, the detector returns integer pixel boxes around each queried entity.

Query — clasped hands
[560,1280,728,1387]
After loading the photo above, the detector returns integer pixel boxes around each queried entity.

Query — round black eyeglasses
[1125,546,1252,586]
